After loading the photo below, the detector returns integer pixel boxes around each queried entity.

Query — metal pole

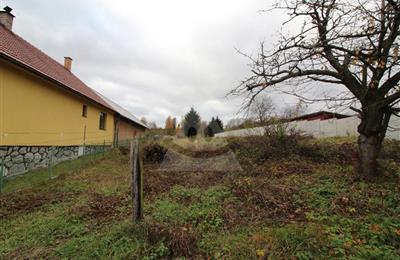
[48,149,53,179]
[130,140,135,221]
[82,125,87,167]
[83,125,86,156]
[83,126,87,149]
[138,139,144,219]
[0,156,4,193]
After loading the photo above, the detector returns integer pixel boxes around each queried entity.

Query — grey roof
[96,91,148,129]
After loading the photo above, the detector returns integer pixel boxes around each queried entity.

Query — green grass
[1,138,400,259]
[0,203,86,256]
[54,222,145,259]
[1,152,105,193]
[146,186,231,231]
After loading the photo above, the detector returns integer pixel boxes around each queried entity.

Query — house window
[82,105,87,117]
[99,112,106,130]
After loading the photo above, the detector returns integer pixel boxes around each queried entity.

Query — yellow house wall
[117,118,145,143]
[0,59,114,146]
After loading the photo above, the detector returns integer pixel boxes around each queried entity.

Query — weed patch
[0,188,74,218]
[2,138,400,259]
[143,185,233,257]
[55,222,144,259]
[73,192,130,224]
[229,177,304,222]
[0,204,85,257]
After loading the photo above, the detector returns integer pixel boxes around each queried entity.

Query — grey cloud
[5,0,290,126]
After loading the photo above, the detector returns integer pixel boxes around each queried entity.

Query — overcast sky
[4,0,304,126]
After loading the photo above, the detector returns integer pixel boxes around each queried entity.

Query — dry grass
[1,137,400,259]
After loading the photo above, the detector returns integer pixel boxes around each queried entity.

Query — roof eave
[117,113,148,129]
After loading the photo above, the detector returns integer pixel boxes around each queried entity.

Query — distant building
[289,111,351,122]
[0,6,146,175]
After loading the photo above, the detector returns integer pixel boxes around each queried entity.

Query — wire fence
[0,140,114,194]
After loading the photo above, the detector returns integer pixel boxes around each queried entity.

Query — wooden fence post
[130,139,143,221]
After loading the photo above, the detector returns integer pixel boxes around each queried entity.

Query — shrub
[227,126,302,167]
[381,139,400,162]
[263,123,301,149]
[143,143,168,163]
[297,141,356,165]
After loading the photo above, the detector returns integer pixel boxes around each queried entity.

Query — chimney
[0,6,15,31]
[64,57,73,71]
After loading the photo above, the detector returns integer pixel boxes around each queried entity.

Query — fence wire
[0,140,115,193]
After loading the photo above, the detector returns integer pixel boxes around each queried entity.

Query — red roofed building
[0,7,146,175]
[289,111,351,122]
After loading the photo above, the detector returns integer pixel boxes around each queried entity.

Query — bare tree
[226,118,246,129]
[147,121,158,129]
[140,117,148,125]
[283,100,308,119]
[249,96,276,125]
[232,0,400,178]
[172,117,177,130]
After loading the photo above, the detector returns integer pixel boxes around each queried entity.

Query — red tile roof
[96,91,148,129]
[289,111,351,122]
[0,24,113,110]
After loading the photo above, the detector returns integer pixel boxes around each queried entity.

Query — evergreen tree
[206,117,224,137]
[215,117,224,132]
[183,108,201,137]
[204,126,214,137]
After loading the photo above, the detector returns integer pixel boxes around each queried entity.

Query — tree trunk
[357,101,391,178]
[358,134,380,177]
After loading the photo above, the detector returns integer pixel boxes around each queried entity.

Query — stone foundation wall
[84,146,107,155]
[0,145,109,177]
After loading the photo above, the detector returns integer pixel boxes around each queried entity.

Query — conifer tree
[206,117,224,137]
[215,117,224,132]
[183,108,201,137]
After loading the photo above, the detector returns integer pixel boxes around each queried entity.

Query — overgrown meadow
[1,134,400,259]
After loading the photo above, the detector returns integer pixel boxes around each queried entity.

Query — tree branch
[246,69,343,90]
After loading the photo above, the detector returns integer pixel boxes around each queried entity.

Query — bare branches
[249,96,276,124]
[246,69,343,91]
[233,0,400,117]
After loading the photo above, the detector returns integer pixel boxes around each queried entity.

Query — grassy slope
[1,137,400,259]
